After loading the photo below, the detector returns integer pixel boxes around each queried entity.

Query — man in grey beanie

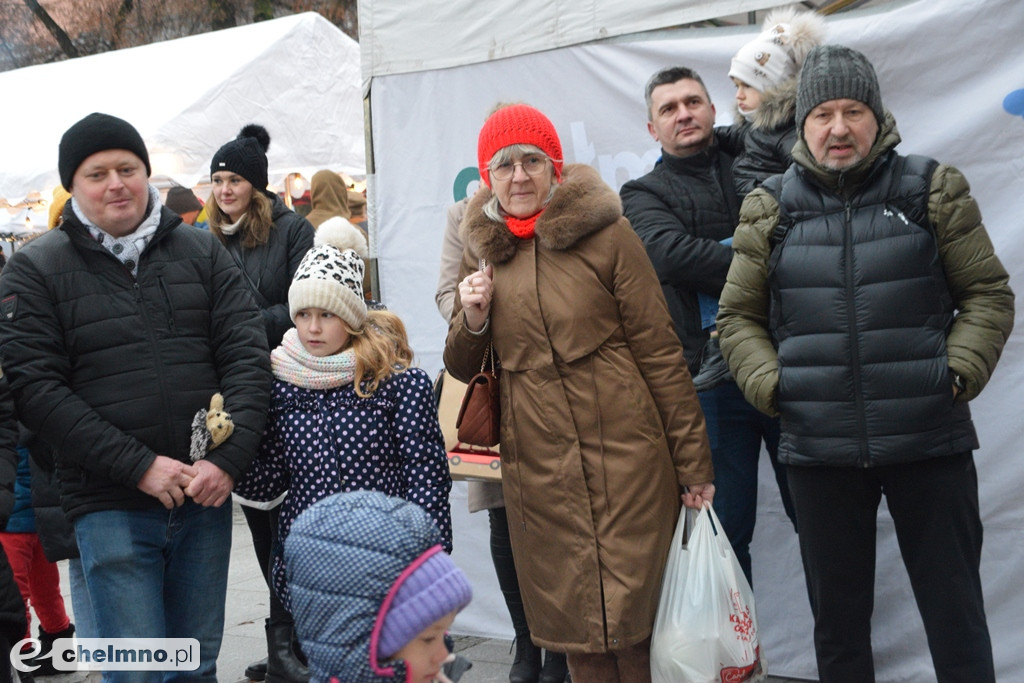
[0,112,272,680]
[717,44,1013,681]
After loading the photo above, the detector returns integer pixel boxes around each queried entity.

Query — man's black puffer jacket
[620,147,740,372]
[0,206,272,521]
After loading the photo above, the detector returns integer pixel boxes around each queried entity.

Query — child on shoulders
[696,8,827,392]
[718,8,828,200]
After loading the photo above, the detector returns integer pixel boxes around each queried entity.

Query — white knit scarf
[271,328,357,390]
[75,185,163,277]
[219,214,246,235]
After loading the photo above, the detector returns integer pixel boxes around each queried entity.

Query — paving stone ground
[40,505,812,682]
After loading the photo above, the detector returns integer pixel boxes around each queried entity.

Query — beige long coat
[444,164,713,653]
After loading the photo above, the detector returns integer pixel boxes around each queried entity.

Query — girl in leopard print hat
[235,219,453,609]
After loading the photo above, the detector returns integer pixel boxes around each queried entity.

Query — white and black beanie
[288,219,368,328]
[729,9,827,95]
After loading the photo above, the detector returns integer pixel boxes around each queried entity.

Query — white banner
[369,0,1024,678]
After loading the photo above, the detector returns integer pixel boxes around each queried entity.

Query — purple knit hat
[375,546,473,659]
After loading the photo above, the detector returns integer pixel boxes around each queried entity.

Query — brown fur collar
[463,164,622,265]
[733,77,797,132]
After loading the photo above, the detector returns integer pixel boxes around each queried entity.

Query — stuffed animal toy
[189,393,234,461]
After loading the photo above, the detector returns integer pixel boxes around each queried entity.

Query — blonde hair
[348,310,414,397]
[207,189,274,248]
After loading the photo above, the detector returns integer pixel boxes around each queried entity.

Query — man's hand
[184,459,235,507]
[682,482,715,510]
[137,455,198,509]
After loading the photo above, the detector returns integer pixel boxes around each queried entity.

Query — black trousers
[786,453,994,683]
[242,505,290,625]
[488,506,532,638]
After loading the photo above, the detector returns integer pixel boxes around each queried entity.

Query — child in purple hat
[284,490,472,683]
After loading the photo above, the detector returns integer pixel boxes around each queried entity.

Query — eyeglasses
[489,155,550,181]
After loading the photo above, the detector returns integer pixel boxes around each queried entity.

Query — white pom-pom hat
[729,8,828,94]
[288,219,369,327]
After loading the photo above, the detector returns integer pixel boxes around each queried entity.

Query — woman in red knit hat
[443,104,715,682]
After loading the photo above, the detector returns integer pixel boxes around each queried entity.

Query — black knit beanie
[165,186,203,215]
[210,124,271,190]
[58,113,151,190]
[796,45,885,132]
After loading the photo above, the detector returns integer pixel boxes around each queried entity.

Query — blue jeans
[698,381,795,585]
[697,293,719,331]
[68,557,96,639]
[698,237,732,331]
[74,500,233,682]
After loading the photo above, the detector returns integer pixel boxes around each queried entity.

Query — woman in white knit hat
[234,219,453,612]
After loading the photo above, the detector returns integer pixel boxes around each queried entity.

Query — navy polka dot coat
[235,366,453,601]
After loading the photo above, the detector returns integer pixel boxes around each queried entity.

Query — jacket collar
[464,164,622,265]
[658,144,718,175]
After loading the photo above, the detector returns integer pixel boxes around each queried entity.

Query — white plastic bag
[650,504,766,683]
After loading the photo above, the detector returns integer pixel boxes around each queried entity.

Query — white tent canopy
[0,12,364,205]
[360,0,1024,679]
[358,0,782,86]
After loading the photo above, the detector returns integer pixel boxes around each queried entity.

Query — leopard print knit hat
[288,218,367,328]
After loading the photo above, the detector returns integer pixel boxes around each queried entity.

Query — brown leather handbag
[455,344,501,447]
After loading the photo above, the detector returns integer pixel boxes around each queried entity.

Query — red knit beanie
[477,104,563,188]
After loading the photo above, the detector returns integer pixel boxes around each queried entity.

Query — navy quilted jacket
[285,490,447,682]
[235,366,452,602]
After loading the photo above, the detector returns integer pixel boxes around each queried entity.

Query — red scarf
[505,211,542,239]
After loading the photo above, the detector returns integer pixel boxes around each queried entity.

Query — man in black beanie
[718,45,1013,682]
[0,112,272,680]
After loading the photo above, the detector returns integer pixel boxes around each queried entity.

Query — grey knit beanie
[796,45,885,131]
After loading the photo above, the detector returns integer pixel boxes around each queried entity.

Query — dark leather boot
[244,657,268,681]
[27,623,75,676]
[264,621,309,683]
[692,335,733,392]
[538,650,567,683]
[509,635,542,683]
